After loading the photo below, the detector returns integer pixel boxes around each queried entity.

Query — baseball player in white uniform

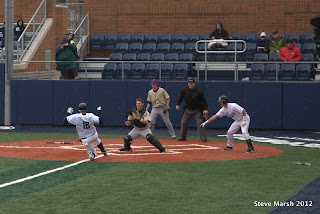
[64,102,107,161]
[200,95,254,153]
[119,98,166,153]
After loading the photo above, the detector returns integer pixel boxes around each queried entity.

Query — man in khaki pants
[146,79,176,138]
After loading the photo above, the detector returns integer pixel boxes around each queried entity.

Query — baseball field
[0,127,319,214]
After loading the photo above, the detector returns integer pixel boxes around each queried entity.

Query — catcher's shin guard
[246,139,254,153]
[120,135,132,151]
[146,134,166,153]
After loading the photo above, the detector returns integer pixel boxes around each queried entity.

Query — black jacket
[209,28,229,39]
[13,18,25,39]
[315,28,320,40]
[177,86,208,111]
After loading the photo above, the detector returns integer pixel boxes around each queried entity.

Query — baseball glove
[132,109,142,120]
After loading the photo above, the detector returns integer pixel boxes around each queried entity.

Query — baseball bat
[47,141,74,144]
[293,162,311,166]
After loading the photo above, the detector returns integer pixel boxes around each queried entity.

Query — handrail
[195,40,247,53]
[74,13,89,35]
[73,13,90,60]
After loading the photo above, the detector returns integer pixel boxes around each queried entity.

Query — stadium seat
[212,53,226,61]
[123,53,137,61]
[229,34,241,40]
[179,53,193,61]
[137,53,151,61]
[144,34,158,44]
[103,34,117,50]
[116,63,131,79]
[157,43,171,53]
[160,63,174,79]
[265,64,280,80]
[158,34,172,44]
[145,64,159,79]
[128,43,143,53]
[280,64,296,80]
[301,43,317,55]
[200,34,211,40]
[296,64,311,81]
[254,53,268,62]
[165,53,179,61]
[172,34,187,44]
[285,33,299,43]
[142,43,156,53]
[301,53,314,61]
[102,63,117,79]
[185,43,197,58]
[186,34,199,43]
[174,64,188,79]
[118,34,131,43]
[295,43,302,50]
[250,64,265,80]
[130,63,145,79]
[90,34,104,50]
[114,43,129,53]
[243,43,256,61]
[300,33,314,44]
[151,53,165,61]
[170,43,185,53]
[226,43,243,61]
[269,54,281,62]
[242,33,256,43]
[109,53,123,61]
[131,34,144,43]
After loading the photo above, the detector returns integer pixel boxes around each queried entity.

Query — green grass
[0,132,318,214]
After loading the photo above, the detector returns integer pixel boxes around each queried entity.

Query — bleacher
[83,33,320,81]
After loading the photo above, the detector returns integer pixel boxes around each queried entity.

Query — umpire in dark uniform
[176,78,208,142]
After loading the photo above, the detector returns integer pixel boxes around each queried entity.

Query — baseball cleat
[102,149,108,157]
[87,151,95,161]
[246,149,254,153]
[160,148,166,153]
[172,135,176,139]
[119,147,132,152]
[222,146,233,151]
[177,138,186,141]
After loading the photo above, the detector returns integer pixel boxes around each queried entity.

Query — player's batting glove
[97,106,102,111]
[242,117,247,126]
[67,107,74,115]
[200,121,209,127]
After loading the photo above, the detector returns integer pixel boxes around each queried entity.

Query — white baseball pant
[227,115,251,147]
[128,127,152,140]
[82,132,101,156]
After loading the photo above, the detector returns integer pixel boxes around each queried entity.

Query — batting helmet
[217,95,228,104]
[78,102,87,112]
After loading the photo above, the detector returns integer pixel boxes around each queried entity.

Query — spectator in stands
[13,18,25,41]
[56,37,79,80]
[279,39,302,62]
[269,30,286,54]
[66,32,75,45]
[208,22,229,49]
[314,27,320,58]
[257,32,269,53]
[0,22,5,49]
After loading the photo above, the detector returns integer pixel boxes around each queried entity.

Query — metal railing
[73,13,90,60]
[15,0,47,61]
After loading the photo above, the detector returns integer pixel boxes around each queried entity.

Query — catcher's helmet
[78,102,87,112]
[217,95,228,104]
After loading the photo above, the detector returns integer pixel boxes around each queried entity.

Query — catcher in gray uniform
[119,98,166,153]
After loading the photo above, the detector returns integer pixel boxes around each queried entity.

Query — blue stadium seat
[118,34,131,43]
[151,53,165,61]
[160,64,174,79]
[185,43,197,58]
[170,43,185,53]
[250,64,265,80]
[265,64,280,80]
[269,54,281,62]
[285,33,299,43]
[243,43,256,61]
[179,53,193,61]
[157,43,171,53]
[90,34,104,50]
[254,53,268,62]
[103,34,117,50]
[174,64,188,79]
[229,34,241,40]
[301,53,314,61]
[158,34,172,44]
[131,34,144,43]
[200,34,211,40]
[165,53,179,61]
[142,43,156,53]
[226,43,243,61]
[280,64,296,80]
[300,33,314,44]
[144,34,158,44]
[114,43,129,53]
[128,43,143,53]
[295,43,302,50]
[242,33,255,43]
[123,53,137,61]
[186,34,199,43]
[130,63,145,79]
[212,53,226,61]
[172,34,187,44]
[137,53,151,61]
[109,53,123,61]
[145,64,159,79]
[301,43,317,55]
[116,63,131,79]
[296,64,311,81]
[102,63,117,79]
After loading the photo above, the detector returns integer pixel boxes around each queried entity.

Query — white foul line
[0,155,104,189]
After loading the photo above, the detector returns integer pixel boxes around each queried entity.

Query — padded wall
[0,63,4,124]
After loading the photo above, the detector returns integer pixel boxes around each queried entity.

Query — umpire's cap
[78,102,87,112]
[217,95,228,104]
